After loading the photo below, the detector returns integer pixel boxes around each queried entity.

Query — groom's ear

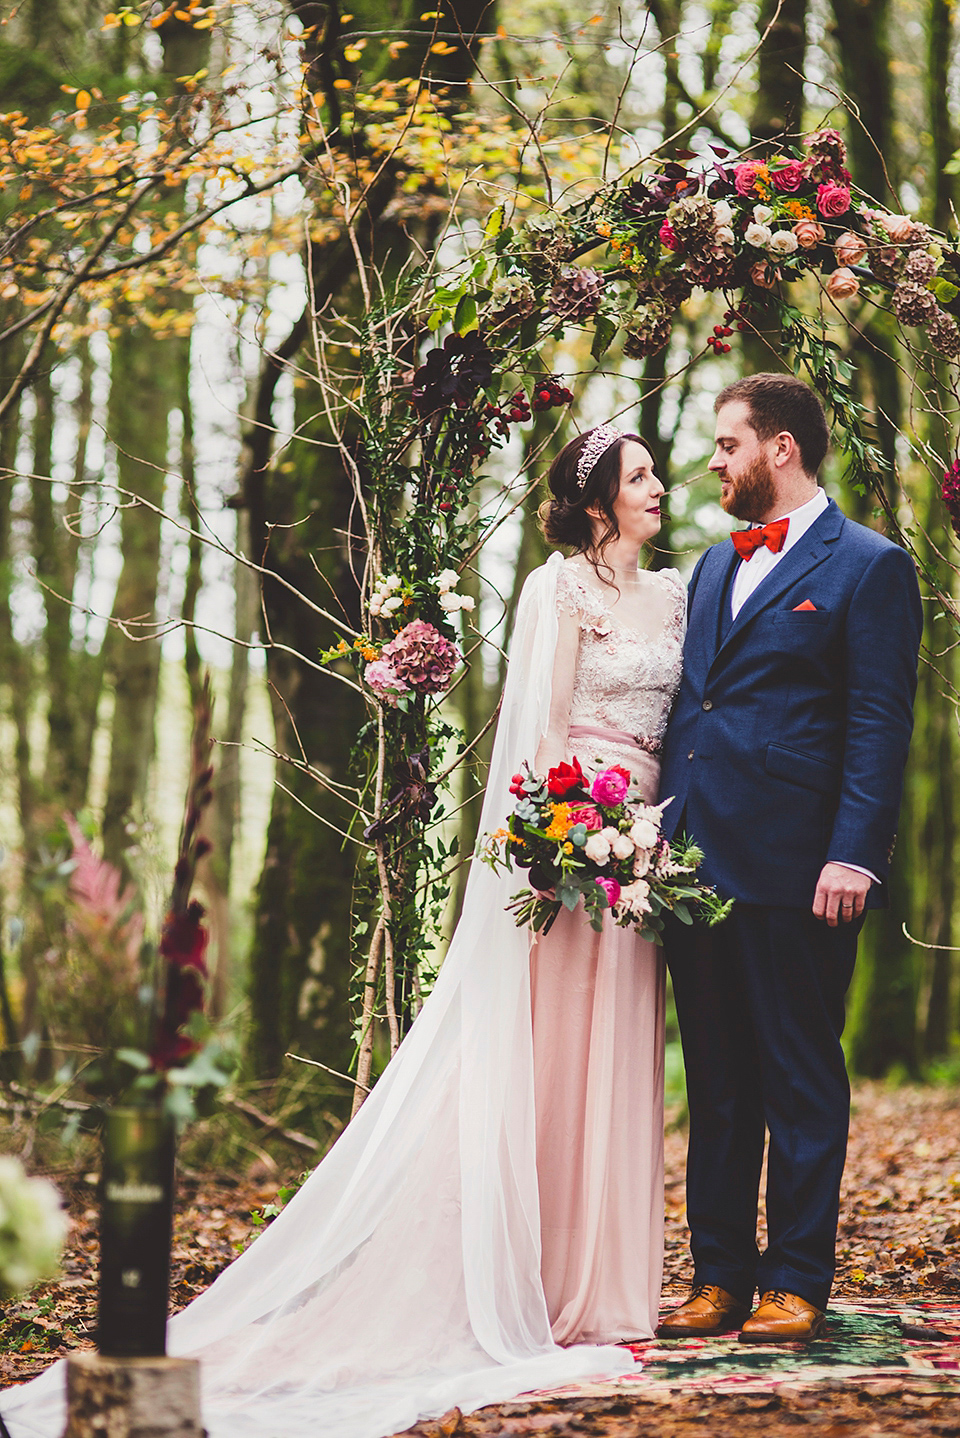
[772,430,799,468]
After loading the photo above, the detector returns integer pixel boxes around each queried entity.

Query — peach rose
[877,211,914,243]
[826,267,860,300]
[749,260,779,290]
[793,218,825,249]
[834,231,867,266]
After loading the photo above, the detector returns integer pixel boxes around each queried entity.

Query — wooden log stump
[62,1353,203,1438]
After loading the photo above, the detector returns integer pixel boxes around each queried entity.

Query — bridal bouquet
[482,756,731,941]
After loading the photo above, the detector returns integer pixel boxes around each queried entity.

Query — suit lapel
[711,499,845,666]
[689,541,740,676]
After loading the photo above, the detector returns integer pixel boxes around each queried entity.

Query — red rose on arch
[546,756,585,797]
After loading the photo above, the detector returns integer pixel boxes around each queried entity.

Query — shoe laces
[762,1289,793,1309]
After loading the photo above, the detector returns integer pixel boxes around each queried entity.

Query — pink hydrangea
[381,620,460,695]
[817,182,851,218]
[596,876,621,908]
[568,803,603,831]
[590,768,629,806]
[364,659,409,705]
[771,160,805,193]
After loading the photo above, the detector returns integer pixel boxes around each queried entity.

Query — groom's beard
[720,452,777,522]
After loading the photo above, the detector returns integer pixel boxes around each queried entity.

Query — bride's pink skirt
[530,745,665,1344]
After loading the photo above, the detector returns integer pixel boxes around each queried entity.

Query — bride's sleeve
[533,589,581,775]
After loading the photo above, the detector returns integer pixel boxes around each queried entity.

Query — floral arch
[313,126,960,1102]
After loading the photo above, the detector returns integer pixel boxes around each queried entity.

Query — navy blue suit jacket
[659,499,923,907]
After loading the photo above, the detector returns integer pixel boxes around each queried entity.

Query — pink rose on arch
[590,767,630,806]
[817,182,851,218]
[595,876,621,909]
[734,162,763,197]
[834,231,867,266]
[749,259,779,290]
[771,160,805,193]
[826,267,860,300]
[876,211,915,243]
[793,218,825,249]
[659,219,679,251]
[568,803,603,831]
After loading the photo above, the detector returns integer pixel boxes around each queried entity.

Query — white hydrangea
[0,1157,67,1298]
[768,229,799,255]
[745,222,773,248]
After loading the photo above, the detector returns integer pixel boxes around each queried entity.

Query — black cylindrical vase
[97,1107,175,1357]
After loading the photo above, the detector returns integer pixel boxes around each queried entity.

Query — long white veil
[2,553,635,1438]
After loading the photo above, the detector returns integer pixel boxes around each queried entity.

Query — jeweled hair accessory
[576,424,623,490]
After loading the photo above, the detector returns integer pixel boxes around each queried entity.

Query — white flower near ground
[0,1157,67,1298]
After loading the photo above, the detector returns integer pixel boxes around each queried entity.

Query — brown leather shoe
[657,1284,751,1338]
[739,1289,826,1344]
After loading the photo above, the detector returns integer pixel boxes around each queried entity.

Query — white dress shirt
[730,486,829,619]
[729,486,877,886]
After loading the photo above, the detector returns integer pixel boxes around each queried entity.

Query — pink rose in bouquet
[771,160,805,193]
[568,802,603,831]
[590,766,630,806]
[875,211,916,244]
[659,219,679,251]
[817,182,851,218]
[596,876,621,908]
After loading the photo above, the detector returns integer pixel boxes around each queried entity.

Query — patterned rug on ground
[511,1300,960,1402]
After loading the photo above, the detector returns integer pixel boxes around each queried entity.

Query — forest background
[0,0,958,1161]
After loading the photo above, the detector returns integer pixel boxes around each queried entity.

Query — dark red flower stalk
[150,676,214,1073]
[942,460,960,537]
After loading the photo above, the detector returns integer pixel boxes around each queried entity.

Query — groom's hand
[813,863,872,926]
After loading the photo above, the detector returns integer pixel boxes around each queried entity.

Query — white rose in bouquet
[628,816,659,850]
[611,833,635,861]
[584,832,612,864]
[0,1157,67,1298]
[616,879,652,918]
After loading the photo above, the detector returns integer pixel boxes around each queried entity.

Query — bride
[3,423,684,1438]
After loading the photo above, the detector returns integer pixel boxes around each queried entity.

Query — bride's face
[610,440,664,545]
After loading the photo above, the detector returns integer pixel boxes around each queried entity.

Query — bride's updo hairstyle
[540,425,642,579]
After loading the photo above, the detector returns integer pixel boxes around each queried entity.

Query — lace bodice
[555,558,685,753]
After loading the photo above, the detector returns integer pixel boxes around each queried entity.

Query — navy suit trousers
[666,904,862,1312]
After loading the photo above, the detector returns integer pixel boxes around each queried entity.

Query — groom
[658,373,922,1343]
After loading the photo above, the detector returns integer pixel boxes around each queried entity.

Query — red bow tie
[731,517,789,561]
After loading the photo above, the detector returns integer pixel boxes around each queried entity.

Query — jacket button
[701,699,713,711]
[687,750,694,760]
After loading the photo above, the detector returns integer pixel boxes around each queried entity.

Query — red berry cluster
[531,376,575,412]
[707,323,733,354]
[483,389,532,439]
[942,460,960,537]
[723,306,752,333]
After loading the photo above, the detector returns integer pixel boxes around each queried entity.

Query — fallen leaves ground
[0,1080,958,1436]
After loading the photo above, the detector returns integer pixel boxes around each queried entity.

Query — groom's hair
[715,373,829,476]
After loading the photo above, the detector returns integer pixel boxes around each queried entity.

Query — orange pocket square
[792,600,817,611]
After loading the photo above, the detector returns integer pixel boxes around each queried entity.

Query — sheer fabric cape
[2,553,635,1438]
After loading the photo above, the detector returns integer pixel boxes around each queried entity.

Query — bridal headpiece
[576,424,623,490]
